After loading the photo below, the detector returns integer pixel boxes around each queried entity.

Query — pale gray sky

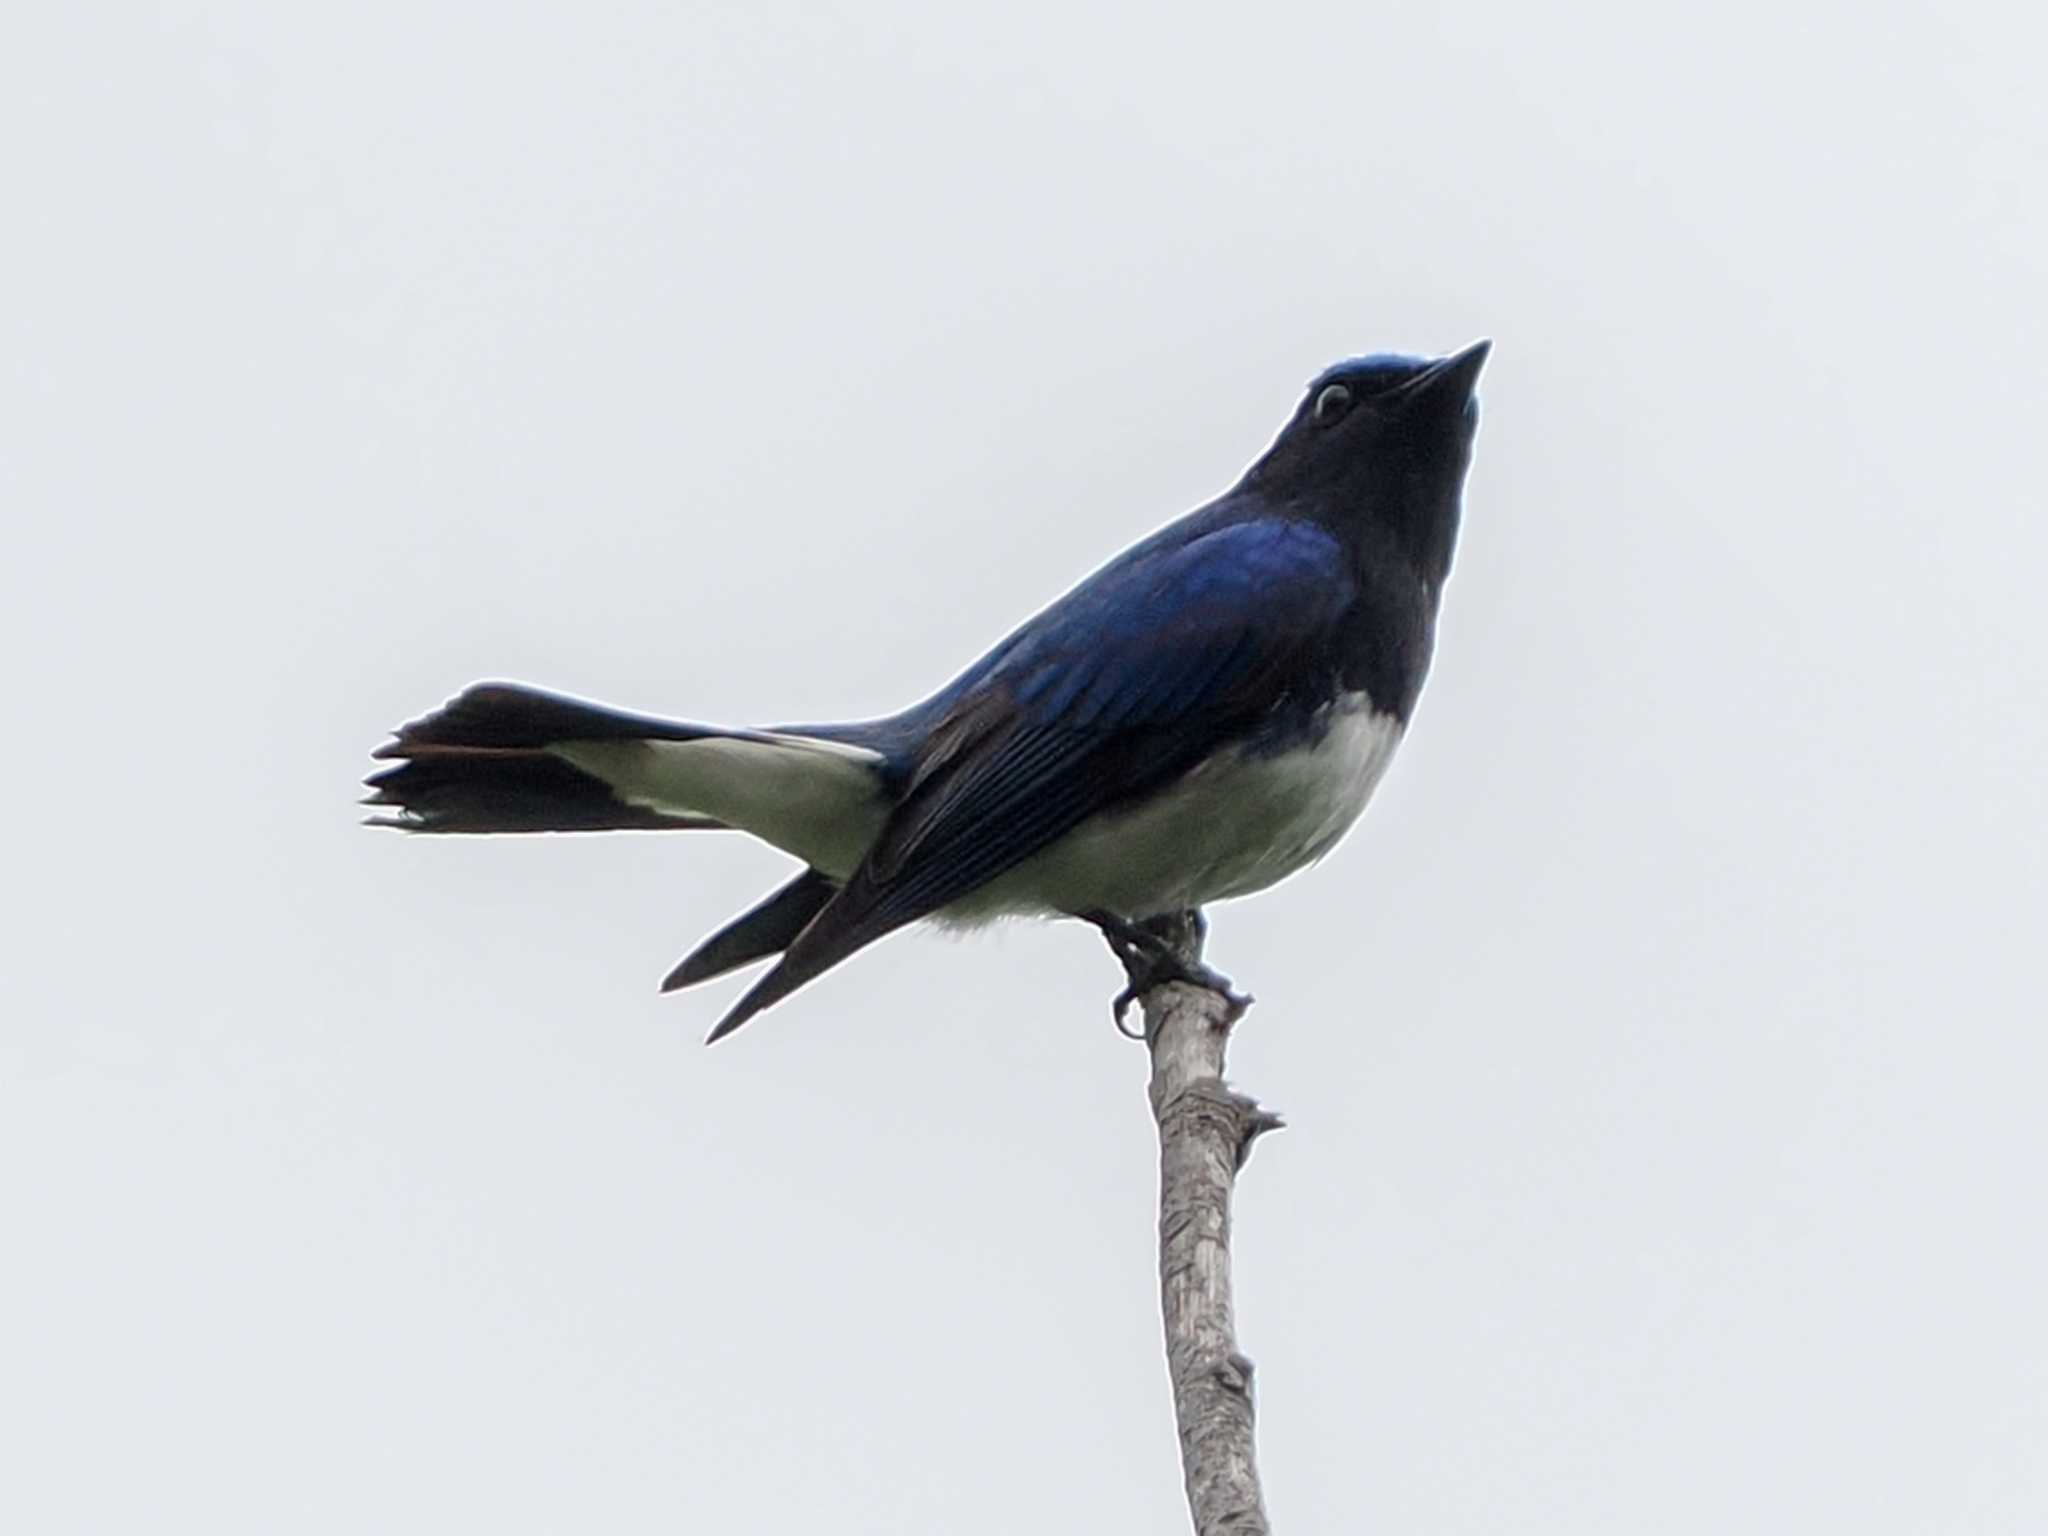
[5,3,2044,1531]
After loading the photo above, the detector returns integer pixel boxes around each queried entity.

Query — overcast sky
[5,3,2044,1531]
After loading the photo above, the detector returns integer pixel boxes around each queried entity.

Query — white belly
[947,694,1404,922]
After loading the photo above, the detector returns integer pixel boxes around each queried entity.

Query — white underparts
[554,734,887,878]
[947,694,1405,923]
[556,695,1403,923]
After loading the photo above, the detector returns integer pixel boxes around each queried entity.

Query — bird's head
[1243,340,1490,583]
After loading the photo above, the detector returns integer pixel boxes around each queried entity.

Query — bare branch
[1109,911,1279,1535]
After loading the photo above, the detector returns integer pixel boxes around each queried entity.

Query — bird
[366,341,1490,1042]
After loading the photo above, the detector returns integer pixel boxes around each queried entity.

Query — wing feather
[706,519,1354,1040]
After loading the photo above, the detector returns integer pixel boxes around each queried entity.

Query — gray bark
[1125,912,1282,1536]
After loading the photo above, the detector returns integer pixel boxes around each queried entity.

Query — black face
[1244,341,1489,582]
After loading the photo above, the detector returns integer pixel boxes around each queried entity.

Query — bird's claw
[1085,909,1253,1038]
[1112,985,1147,1039]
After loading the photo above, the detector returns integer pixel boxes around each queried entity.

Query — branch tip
[1233,1104,1286,1170]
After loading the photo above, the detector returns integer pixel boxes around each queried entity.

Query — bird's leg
[1080,908,1252,1036]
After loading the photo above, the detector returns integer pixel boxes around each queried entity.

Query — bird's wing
[707,518,1355,1039]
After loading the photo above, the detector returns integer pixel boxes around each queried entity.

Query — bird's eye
[1312,383,1353,424]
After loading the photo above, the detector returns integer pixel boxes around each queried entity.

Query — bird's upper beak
[1406,339,1491,403]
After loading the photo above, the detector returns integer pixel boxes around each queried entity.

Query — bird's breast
[948,692,1405,923]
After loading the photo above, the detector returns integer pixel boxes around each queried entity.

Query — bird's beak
[1406,339,1491,402]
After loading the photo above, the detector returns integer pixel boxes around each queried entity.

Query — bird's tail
[364,683,887,868]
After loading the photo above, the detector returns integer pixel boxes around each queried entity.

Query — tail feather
[364,745,722,833]
[369,681,900,1023]
[366,682,728,834]
[373,682,717,755]
[370,678,889,866]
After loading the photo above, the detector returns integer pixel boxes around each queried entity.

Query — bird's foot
[1081,909,1252,1038]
